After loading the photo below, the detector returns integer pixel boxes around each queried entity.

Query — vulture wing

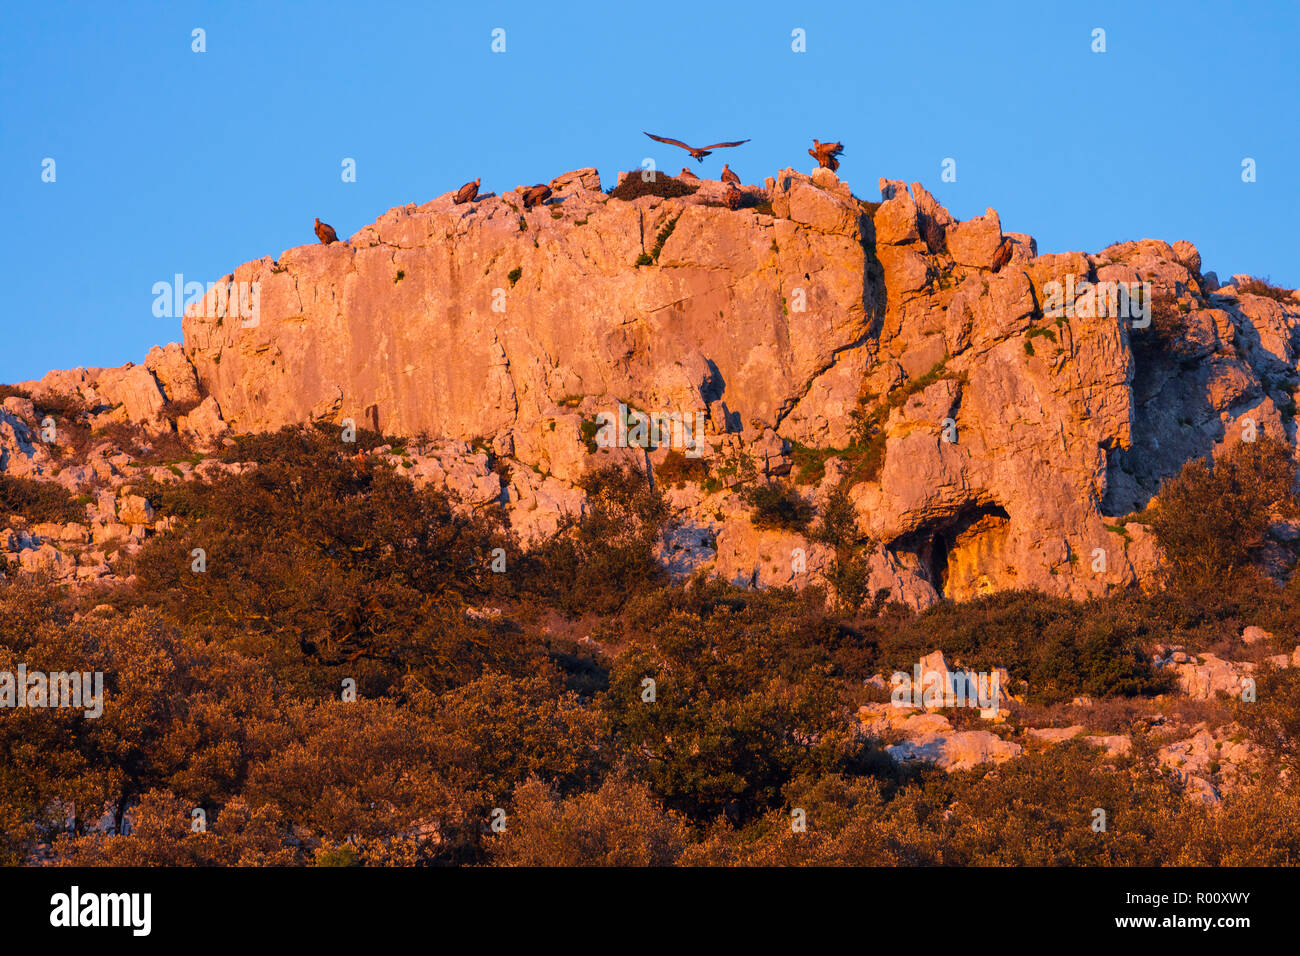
[700,139,751,150]
[643,132,693,151]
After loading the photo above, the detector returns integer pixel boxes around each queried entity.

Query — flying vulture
[314,218,339,244]
[808,139,844,172]
[643,132,750,163]
[516,184,553,209]
[454,178,481,204]
[720,164,741,186]
[991,237,1014,273]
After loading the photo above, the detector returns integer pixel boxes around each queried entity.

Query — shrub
[0,475,85,523]
[854,590,1167,704]
[579,417,600,454]
[1149,436,1298,593]
[1236,276,1296,303]
[654,449,709,487]
[789,441,850,485]
[812,482,873,613]
[648,215,680,263]
[217,422,393,464]
[523,463,668,616]
[428,672,610,798]
[743,481,813,531]
[89,420,195,465]
[489,773,689,866]
[1131,287,1199,362]
[602,579,878,822]
[124,427,522,697]
[607,175,699,202]
[30,391,90,421]
[1235,662,1300,775]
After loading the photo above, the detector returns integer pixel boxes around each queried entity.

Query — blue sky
[1,0,1297,383]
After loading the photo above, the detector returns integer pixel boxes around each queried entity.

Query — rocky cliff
[8,166,1300,608]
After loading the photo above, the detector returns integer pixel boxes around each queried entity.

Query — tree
[524,463,668,615]
[601,579,877,822]
[1150,436,1298,593]
[489,772,689,866]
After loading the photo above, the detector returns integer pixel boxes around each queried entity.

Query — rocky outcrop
[7,166,1300,608]
[180,167,875,449]
[858,703,1023,772]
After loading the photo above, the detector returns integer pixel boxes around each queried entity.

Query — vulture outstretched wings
[642,132,751,162]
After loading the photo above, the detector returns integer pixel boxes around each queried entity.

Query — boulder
[144,343,201,405]
[888,730,1022,772]
[116,494,155,526]
[1241,625,1272,645]
[177,396,229,450]
[945,208,1003,268]
[1171,654,1250,700]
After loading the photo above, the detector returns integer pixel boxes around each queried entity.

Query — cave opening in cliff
[929,533,952,595]
[894,504,1012,600]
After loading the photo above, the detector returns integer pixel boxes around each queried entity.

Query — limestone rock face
[181,167,877,458]
[177,396,229,451]
[0,405,53,479]
[90,365,168,426]
[171,170,1300,605]
[9,167,1300,608]
[145,343,202,406]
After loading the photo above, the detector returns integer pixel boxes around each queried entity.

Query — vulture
[454,178,481,204]
[808,139,844,172]
[643,131,750,163]
[677,167,700,181]
[314,217,339,244]
[991,237,1014,273]
[725,182,743,211]
[720,163,741,186]
[516,184,553,209]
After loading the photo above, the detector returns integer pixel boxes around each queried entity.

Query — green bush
[743,481,813,531]
[601,579,881,823]
[0,475,86,524]
[653,449,709,487]
[1149,436,1297,593]
[853,590,1167,704]
[522,463,668,616]
[1236,276,1296,303]
[607,175,699,202]
[124,425,522,697]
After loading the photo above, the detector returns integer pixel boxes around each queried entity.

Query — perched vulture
[808,139,844,172]
[720,163,741,186]
[643,131,750,163]
[991,237,1014,273]
[454,178,481,204]
[516,184,553,209]
[677,167,700,181]
[314,217,339,244]
[725,182,743,211]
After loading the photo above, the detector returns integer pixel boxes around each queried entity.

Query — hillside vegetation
[4,426,1300,865]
